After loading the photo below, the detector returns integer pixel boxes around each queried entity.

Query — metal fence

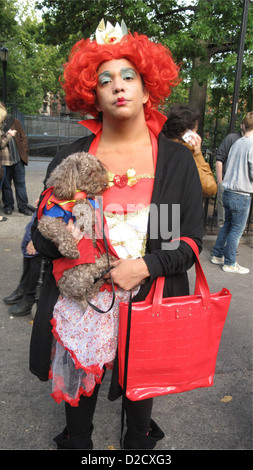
[9,111,252,234]
[24,115,91,157]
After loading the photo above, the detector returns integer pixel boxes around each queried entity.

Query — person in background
[3,206,42,315]
[163,104,217,198]
[0,103,32,216]
[215,117,246,230]
[211,112,253,274]
[0,103,17,222]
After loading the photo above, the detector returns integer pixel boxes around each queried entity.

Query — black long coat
[29,132,203,398]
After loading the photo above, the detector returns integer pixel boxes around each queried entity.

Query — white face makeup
[97,67,138,87]
[95,59,149,122]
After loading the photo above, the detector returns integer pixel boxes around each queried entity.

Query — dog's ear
[47,154,79,200]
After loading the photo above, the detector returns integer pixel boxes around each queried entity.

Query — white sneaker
[222,263,250,274]
[210,255,224,265]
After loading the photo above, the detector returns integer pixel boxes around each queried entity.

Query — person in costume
[29,19,203,449]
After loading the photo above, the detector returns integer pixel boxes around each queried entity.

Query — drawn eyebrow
[120,67,136,75]
[120,67,137,77]
[98,68,137,79]
[97,67,138,87]
[98,71,111,78]
[97,71,111,84]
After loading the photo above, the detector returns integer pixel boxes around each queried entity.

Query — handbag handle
[151,237,211,313]
[180,237,210,306]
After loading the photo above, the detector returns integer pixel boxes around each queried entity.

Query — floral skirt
[49,287,136,406]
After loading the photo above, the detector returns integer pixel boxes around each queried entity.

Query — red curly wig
[60,32,180,118]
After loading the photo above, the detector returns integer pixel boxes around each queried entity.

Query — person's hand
[8,129,17,137]
[26,240,36,255]
[188,132,202,152]
[104,258,150,290]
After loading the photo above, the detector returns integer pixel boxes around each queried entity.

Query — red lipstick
[116,97,127,106]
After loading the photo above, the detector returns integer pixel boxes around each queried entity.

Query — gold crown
[95,19,128,44]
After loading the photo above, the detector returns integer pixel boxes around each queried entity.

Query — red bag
[118,237,232,401]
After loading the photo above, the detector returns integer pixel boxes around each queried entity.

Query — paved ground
[0,158,252,460]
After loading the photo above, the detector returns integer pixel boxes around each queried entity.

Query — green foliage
[0,0,252,142]
[0,0,63,113]
[0,0,18,42]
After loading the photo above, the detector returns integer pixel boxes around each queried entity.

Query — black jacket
[29,132,203,392]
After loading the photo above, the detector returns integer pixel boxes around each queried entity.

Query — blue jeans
[2,161,28,212]
[0,165,6,190]
[213,190,251,265]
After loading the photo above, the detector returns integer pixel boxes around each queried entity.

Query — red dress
[49,111,166,406]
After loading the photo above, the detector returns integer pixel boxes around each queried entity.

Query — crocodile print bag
[118,237,232,401]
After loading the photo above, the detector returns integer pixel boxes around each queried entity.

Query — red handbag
[118,237,232,401]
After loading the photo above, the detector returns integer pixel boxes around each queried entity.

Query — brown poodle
[38,151,117,310]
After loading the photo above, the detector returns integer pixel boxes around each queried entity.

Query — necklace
[107,168,154,188]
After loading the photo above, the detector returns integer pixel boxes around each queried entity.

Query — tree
[1,0,252,134]
[0,0,63,114]
[0,0,17,42]
[36,0,253,138]
[145,0,252,137]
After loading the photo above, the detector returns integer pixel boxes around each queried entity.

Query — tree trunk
[188,56,209,138]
